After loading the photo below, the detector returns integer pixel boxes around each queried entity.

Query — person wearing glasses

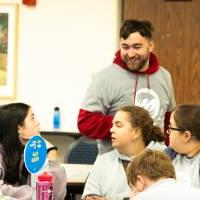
[165,104,200,189]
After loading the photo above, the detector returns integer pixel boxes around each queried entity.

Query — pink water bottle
[36,171,53,200]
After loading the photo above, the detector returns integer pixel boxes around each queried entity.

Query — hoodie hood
[113,50,159,75]
[146,141,166,151]
[115,149,134,162]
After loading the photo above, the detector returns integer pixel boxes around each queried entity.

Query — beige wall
[0,0,121,132]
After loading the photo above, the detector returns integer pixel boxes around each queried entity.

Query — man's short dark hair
[120,19,154,40]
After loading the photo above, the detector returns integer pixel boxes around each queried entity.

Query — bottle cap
[54,107,60,111]
[37,171,53,182]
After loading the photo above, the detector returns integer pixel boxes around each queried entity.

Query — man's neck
[144,177,167,190]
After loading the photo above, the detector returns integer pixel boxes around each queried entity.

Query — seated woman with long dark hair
[0,103,66,199]
[165,104,200,189]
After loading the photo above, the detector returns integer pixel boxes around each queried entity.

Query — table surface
[61,163,92,184]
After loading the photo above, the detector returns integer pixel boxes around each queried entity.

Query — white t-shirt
[134,178,200,200]
[173,152,200,188]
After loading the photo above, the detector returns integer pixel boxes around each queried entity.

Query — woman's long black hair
[0,103,30,184]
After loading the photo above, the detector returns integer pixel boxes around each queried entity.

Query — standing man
[77,19,175,154]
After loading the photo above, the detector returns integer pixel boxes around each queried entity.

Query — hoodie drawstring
[132,74,150,104]
[133,75,138,104]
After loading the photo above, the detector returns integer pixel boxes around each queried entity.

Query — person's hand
[47,149,58,161]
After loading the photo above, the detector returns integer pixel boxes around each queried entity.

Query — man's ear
[184,130,192,143]
[149,40,155,52]
[135,175,146,192]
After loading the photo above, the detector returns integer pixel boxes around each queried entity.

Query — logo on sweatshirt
[135,88,162,122]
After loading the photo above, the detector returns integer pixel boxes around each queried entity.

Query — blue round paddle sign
[24,135,47,174]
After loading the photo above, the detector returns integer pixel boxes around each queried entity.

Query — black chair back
[64,136,98,164]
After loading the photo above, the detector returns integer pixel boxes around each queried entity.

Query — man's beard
[124,55,149,71]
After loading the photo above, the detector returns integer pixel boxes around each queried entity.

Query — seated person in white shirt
[82,105,166,200]
[126,149,200,200]
[165,104,200,189]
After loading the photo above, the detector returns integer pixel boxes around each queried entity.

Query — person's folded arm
[78,109,113,139]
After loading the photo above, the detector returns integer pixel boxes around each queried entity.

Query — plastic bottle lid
[37,171,53,182]
[54,107,60,111]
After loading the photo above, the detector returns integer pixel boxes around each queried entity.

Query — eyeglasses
[167,127,185,134]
